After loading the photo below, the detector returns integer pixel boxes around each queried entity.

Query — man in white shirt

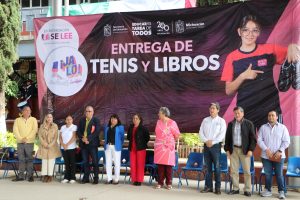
[199,102,226,195]
[258,111,290,199]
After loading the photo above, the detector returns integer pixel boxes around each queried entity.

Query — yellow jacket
[13,116,38,143]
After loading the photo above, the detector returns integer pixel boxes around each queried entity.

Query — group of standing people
[199,14,297,199]
[12,106,61,183]
[10,14,298,199]
[10,105,148,186]
[10,104,180,189]
[199,103,290,199]
[11,103,291,200]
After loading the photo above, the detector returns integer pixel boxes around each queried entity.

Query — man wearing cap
[199,102,226,194]
[12,106,38,182]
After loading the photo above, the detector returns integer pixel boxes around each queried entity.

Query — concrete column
[52,0,62,16]
[64,0,69,16]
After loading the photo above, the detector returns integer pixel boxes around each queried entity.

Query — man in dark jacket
[77,106,100,184]
[224,106,256,197]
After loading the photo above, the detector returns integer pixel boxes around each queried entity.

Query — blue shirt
[104,125,124,151]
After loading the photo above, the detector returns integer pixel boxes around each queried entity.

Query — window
[69,0,77,5]
[32,0,41,7]
[20,0,48,8]
[41,0,48,7]
[21,0,30,7]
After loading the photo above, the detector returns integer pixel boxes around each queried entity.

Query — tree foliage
[0,0,20,93]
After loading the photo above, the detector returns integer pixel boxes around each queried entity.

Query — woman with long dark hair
[127,114,150,186]
[59,115,77,184]
[104,114,124,184]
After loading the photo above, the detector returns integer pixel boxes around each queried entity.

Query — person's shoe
[228,190,239,195]
[28,176,34,182]
[166,185,172,190]
[278,191,285,199]
[92,179,99,185]
[155,184,162,189]
[69,180,76,184]
[12,177,25,182]
[61,179,69,184]
[80,179,89,184]
[278,60,293,92]
[43,176,49,183]
[261,189,272,197]
[47,176,53,183]
[105,180,113,184]
[113,181,119,185]
[132,182,138,186]
[215,188,221,195]
[201,187,213,193]
[136,182,141,186]
[244,191,251,197]
[292,61,300,90]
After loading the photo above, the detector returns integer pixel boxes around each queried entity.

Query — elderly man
[199,102,226,195]
[224,106,257,197]
[77,106,100,184]
[258,111,290,199]
[12,106,38,182]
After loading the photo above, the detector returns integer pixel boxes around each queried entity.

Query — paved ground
[0,172,300,200]
[0,147,283,200]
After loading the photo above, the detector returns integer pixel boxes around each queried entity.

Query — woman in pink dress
[154,107,180,190]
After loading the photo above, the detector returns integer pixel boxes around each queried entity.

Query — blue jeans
[262,158,285,192]
[204,143,221,189]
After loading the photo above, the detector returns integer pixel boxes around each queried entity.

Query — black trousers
[62,149,76,181]
[81,146,99,181]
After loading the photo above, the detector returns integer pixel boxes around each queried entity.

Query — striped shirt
[233,121,242,146]
[258,122,290,159]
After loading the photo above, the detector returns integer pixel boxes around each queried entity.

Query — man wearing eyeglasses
[199,102,226,195]
[77,106,100,184]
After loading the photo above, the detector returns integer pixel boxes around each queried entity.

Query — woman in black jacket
[127,114,150,186]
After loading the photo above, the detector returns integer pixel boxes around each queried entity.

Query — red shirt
[131,126,138,151]
[221,44,287,82]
